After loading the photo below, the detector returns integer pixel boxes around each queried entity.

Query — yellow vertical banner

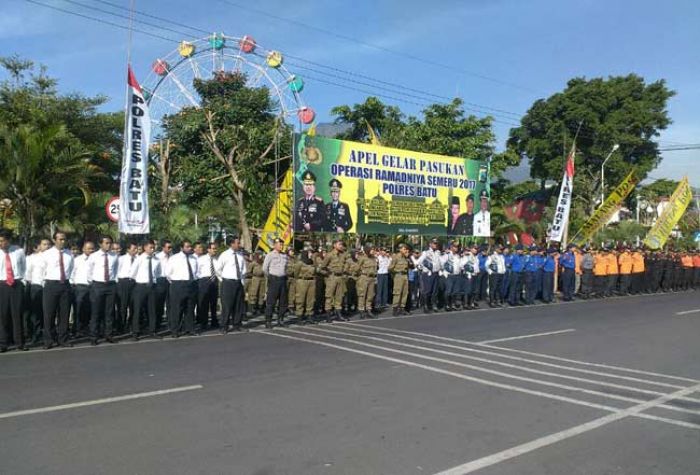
[257,168,294,253]
[643,176,692,249]
[571,169,639,245]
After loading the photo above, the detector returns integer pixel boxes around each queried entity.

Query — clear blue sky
[3,0,699,184]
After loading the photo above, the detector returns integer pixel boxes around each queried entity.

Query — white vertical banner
[119,66,151,234]
[549,144,575,242]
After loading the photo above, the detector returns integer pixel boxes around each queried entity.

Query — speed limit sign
[105,196,120,223]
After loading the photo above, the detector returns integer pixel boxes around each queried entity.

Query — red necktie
[59,251,66,283]
[4,252,14,287]
[104,252,109,281]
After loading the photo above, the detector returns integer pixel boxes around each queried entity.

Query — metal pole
[600,144,620,208]
[636,194,640,223]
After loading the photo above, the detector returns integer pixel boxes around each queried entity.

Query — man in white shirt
[116,242,138,333]
[166,239,198,337]
[25,237,51,344]
[41,231,74,349]
[196,242,219,331]
[0,229,27,352]
[485,245,506,307]
[216,236,247,333]
[442,241,464,311]
[415,238,443,313]
[473,190,491,237]
[460,246,480,310]
[129,239,162,340]
[376,249,392,310]
[154,239,173,331]
[87,235,119,345]
[70,240,94,338]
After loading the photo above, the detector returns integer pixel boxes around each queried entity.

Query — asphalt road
[1,291,699,475]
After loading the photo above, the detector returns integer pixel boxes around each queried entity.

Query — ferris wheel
[140,33,315,133]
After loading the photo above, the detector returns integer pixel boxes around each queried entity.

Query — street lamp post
[600,144,620,206]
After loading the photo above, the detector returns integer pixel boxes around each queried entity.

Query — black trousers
[619,274,632,294]
[90,281,117,338]
[197,278,219,328]
[117,278,135,332]
[0,281,24,348]
[508,272,522,305]
[376,274,390,307]
[27,283,44,340]
[132,283,157,335]
[154,278,169,331]
[265,275,288,318]
[43,280,71,344]
[169,280,196,335]
[581,270,594,297]
[562,268,575,301]
[542,271,555,302]
[71,284,91,335]
[220,279,244,329]
[488,273,503,304]
[524,272,537,304]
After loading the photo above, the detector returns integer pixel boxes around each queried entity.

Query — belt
[332,272,344,276]
[361,273,377,277]
[394,271,408,275]
[45,279,70,283]
[222,278,241,281]
[299,277,314,280]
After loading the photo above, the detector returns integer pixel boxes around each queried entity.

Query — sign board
[106,196,120,223]
[292,134,490,236]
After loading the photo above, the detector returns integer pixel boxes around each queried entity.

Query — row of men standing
[0,230,257,351]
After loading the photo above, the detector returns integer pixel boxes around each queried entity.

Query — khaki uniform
[322,249,348,311]
[356,255,377,312]
[389,253,411,309]
[286,256,297,312]
[344,258,360,312]
[294,261,316,318]
[247,261,267,307]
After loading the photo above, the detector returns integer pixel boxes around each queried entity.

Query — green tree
[507,74,674,215]
[0,56,123,240]
[161,72,290,250]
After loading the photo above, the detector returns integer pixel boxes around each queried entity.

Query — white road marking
[476,329,576,344]
[0,385,203,420]
[675,308,700,315]
[300,326,700,416]
[266,329,700,430]
[347,322,700,384]
[431,380,700,475]
[344,324,696,391]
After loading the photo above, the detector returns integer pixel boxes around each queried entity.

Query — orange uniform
[606,253,619,275]
[694,255,700,267]
[681,255,693,268]
[618,252,633,275]
[631,252,645,273]
[574,251,582,275]
[593,254,607,276]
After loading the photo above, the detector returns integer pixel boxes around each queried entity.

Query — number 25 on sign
[105,196,120,223]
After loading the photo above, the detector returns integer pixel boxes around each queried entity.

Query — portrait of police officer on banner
[324,178,353,233]
[294,170,326,232]
[474,189,491,237]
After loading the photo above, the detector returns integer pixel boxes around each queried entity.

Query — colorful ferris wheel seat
[209,33,225,50]
[288,76,304,93]
[239,35,256,53]
[152,59,170,76]
[298,107,315,124]
[178,41,196,58]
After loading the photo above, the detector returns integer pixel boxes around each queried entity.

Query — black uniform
[295,196,326,232]
[325,201,353,232]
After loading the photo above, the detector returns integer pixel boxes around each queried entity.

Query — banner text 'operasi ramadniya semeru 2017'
[292,134,490,236]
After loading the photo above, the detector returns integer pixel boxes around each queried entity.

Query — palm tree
[0,123,104,240]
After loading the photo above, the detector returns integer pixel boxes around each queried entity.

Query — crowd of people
[1,227,699,353]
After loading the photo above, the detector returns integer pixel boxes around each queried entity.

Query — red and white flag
[549,143,576,242]
[119,66,151,234]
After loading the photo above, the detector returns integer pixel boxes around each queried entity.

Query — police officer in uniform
[321,240,349,322]
[356,245,378,319]
[389,243,413,315]
[294,250,317,324]
[325,179,353,232]
[416,238,443,313]
[294,170,326,232]
[263,238,289,328]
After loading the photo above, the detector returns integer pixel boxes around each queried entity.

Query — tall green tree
[507,75,674,215]
[161,71,290,250]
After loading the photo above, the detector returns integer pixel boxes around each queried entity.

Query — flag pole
[119,0,137,238]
